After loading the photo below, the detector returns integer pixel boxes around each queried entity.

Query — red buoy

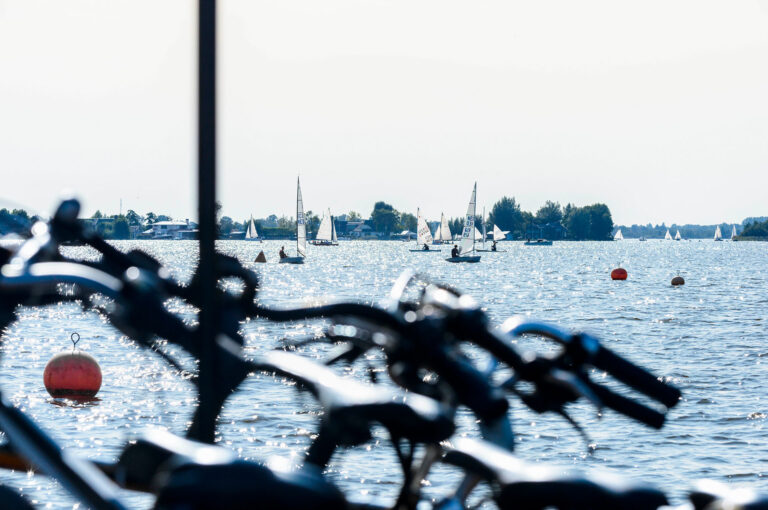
[611,268,628,280]
[43,334,101,399]
[671,276,685,286]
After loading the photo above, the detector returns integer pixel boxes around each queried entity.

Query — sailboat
[245,215,261,242]
[410,209,441,252]
[613,229,623,241]
[731,225,738,241]
[664,229,672,241]
[432,213,452,244]
[714,225,723,241]
[477,207,500,252]
[279,178,307,264]
[446,183,481,263]
[674,230,681,241]
[311,209,338,246]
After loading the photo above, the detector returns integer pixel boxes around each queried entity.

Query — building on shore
[140,220,198,240]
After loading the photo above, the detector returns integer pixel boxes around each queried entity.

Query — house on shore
[140,220,198,240]
[345,221,378,239]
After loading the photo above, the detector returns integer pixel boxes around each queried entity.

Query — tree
[126,209,142,227]
[449,217,463,236]
[277,216,295,229]
[535,201,563,225]
[585,203,613,240]
[370,202,399,233]
[305,211,321,235]
[145,212,157,225]
[398,212,417,232]
[488,197,524,236]
[561,203,614,240]
[92,210,103,219]
[347,211,362,221]
[112,216,131,239]
[563,207,590,239]
[219,216,234,237]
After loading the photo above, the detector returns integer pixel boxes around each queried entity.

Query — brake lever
[500,356,603,417]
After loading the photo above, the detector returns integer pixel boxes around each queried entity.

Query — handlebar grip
[584,337,680,408]
[587,382,666,429]
[429,349,509,422]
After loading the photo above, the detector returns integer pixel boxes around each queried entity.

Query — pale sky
[1,1,767,225]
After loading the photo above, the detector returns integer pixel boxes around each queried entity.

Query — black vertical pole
[192,0,217,443]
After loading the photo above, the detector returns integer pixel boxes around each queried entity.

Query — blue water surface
[0,239,765,508]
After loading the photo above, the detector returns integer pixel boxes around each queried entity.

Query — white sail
[316,211,332,241]
[731,225,737,240]
[439,213,452,241]
[675,230,681,241]
[331,213,337,242]
[416,208,433,245]
[296,178,307,257]
[613,229,623,241]
[473,226,484,241]
[492,224,508,241]
[714,226,722,241]
[245,216,259,240]
[459,183,477,256]
[665,229,672,240]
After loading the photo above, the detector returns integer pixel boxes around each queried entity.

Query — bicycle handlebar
[502,318,681,409]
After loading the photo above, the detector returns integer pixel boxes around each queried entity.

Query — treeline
[449,198,615,241]
[0,200,615,241]
[740,219,768,238]
[0,208,41,235]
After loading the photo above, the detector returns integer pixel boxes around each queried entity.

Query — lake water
[1,239,766,508]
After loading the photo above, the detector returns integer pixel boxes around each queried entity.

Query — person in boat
[491,240,497,251]
[423,243,429,251]
[451,244,459,258]
[279,246,287,259]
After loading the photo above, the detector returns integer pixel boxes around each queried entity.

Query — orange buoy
[671,276,685,286]
[611,268,628,280]
[43,333,101,399]
[254,250,267,263]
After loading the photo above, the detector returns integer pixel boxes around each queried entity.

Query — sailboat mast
[472,183,476,254]
[416,208,419,247]
[482,206,486,250]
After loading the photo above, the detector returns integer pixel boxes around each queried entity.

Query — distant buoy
[671,276,685,286]
[43,333,101,399]
[611,268,628,280]
[254,251,267,263]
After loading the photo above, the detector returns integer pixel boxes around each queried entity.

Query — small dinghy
[446,183,481,263]
[409,208,441,252]
[279,177,307,264]
[311,209,338,246]
[485,224,508,252]
[245,215,262,242]
[432,213,452,244]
